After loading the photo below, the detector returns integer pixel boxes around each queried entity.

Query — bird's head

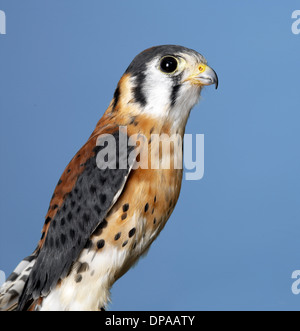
[111,45,218,132]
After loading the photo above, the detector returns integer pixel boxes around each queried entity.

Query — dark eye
[160,56,178,73]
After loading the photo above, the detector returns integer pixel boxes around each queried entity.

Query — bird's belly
[39,214,164,311]
[40,168,182,311]
[39,245,128,311]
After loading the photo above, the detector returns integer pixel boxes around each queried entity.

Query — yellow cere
[198,64,207,73]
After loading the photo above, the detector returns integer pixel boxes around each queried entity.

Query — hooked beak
[186,64,219,89]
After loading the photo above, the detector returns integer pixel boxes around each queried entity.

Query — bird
[0,45,218,311]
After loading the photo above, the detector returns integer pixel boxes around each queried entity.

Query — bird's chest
[101,165,183,261]
[40,167,183,311]
[122,166,183,246]
[41,131,184,311]
[89,135,184,278]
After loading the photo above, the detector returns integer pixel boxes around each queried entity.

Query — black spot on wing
[18,131,135,310]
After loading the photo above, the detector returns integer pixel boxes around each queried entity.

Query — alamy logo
[0,10,6,35]
[0,270,6,287]
[292,10,300,35]
[95,127,205,181]
[291,270,300,295]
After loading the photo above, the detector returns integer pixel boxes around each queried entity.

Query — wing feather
[18,126,135,310]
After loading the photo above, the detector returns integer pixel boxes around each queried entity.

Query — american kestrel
[0,45,218,311]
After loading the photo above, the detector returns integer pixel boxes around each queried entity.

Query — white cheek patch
[133,56,202,131]
[141,63,173,117]
[169,84,201,129]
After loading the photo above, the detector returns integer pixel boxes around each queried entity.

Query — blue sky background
[0,1,299,311]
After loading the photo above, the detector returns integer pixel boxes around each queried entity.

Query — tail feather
[0,254,36,311]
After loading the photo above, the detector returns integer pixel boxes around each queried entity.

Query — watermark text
[292,10,300,35]
[0,270,6,287]
[95,127,205,181]
[0,10,6,35]
[292,270,300,295]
